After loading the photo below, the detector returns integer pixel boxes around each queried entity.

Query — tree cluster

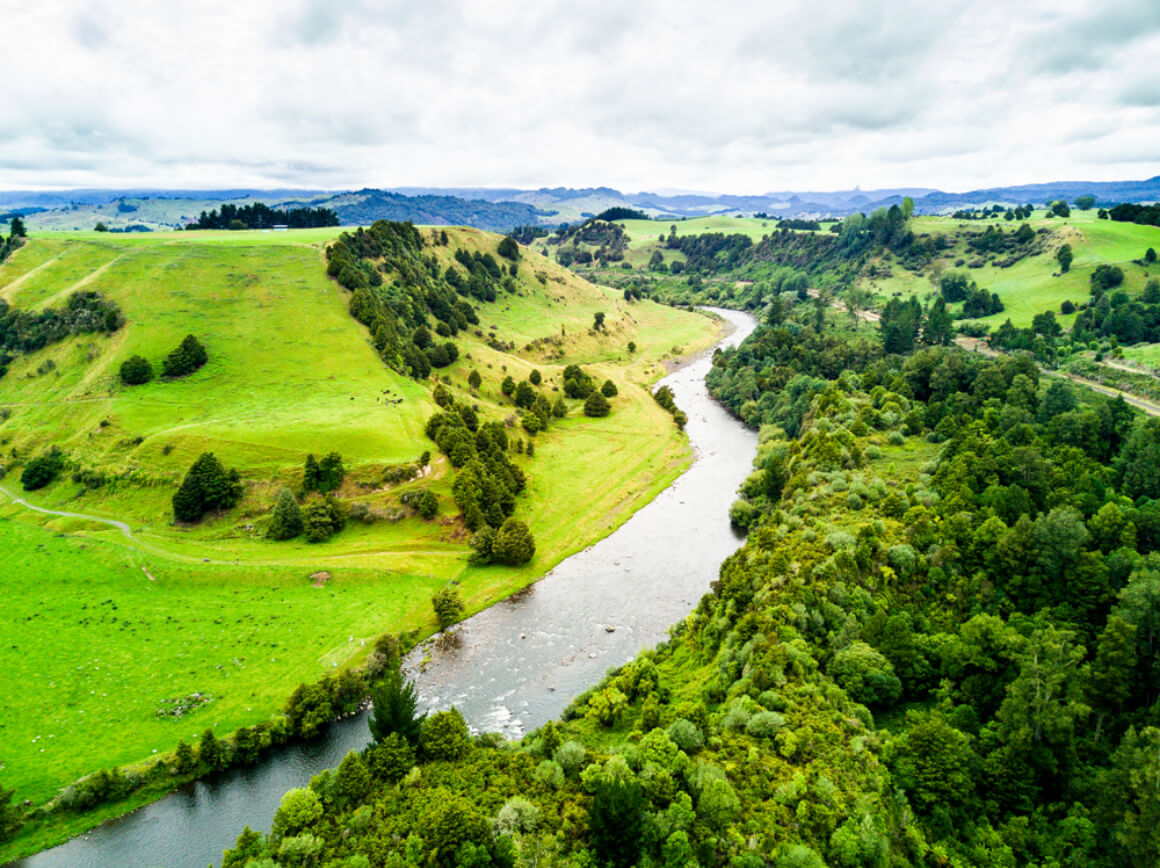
[0,290,123,379]
[186,203,338,230]
[161,334,208,378]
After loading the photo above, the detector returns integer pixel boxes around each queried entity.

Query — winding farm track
[0,483,134,538]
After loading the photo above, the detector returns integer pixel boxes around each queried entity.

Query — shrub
[534,759,565,789]
[584,390,611,417]
[888,430,906,446]
[601,379,618,397]
[666,719,704,754]
[20,448,64,491]
[529,369,542,386]
[119,355,153,385]
[162,334,208,378]
[432,587,464,629]
[746,710,786,739]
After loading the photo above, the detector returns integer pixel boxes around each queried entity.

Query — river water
[15,307,758,868]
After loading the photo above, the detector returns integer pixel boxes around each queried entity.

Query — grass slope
[0,227,720,848]
[869,211,1160,327]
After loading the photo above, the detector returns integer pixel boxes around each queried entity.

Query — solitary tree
[267,488,303,540]
[593,311,606,331]
[368,667,424,746]
[467,369,482,390]
[1056,244,1073,273]
[432,587,464,630]
[1146,247,1157,265]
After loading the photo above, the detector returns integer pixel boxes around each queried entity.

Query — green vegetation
[0,225,721,859]
[220,274,1160,867]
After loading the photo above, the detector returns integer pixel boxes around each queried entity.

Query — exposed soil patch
[310,570,331,588]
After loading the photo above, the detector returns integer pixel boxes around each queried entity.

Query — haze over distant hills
[3,176,1158,233]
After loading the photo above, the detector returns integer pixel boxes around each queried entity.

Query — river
[15,307,758,868]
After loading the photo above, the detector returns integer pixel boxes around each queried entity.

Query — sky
[1,0,1158,194]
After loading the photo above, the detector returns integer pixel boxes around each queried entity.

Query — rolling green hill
[0,226,720,856]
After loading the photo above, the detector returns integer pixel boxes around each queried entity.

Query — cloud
[0,1,1154,193]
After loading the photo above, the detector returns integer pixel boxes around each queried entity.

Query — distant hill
[5,177,1158,232]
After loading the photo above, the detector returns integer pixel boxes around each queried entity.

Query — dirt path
[0,483,134,539]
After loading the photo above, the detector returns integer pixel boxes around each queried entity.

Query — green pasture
[0,228,720,831]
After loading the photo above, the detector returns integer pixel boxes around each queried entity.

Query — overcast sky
[1,0,1158,194]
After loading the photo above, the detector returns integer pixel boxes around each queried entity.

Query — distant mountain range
[3,177,1157,233]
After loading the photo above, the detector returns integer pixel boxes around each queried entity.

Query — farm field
[0,227,720,846]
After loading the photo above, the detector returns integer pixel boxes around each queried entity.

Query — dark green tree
[267,488,303,540]
[1056,243,1073,273]
[467,369,482,390]
[302,454,321,492]
[601,379,618,397]
[432,587,464,629]
[588,778,646,868]
[584,390,611,417]
[923,297,954,346]
[369,667,424,746]
[162,334,208,378]
[529,369,542,386]
[514,380,536,408]
[0,783,22,843]
[420,709,471,762]
[20,447,64,491]
[172,452,243,522]
[491,518,536,565]
[593,311,606,331]
[119,355,153,385]
[318,452,345,492]
[497,236,519,260]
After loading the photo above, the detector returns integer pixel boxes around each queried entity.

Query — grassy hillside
[867,210,1160,327]
[0,227,720,850]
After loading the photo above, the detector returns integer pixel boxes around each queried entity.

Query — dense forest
[186,203,339,230]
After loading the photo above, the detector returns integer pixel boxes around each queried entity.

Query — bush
[584,390,611,417]
[172,452,243,522]
[491,518,536,565]
[162,334,208,378]
[432,587,464,629]
[601,379,618,397]
[534,759,565,789]
[119,355,153,385]
[20,448,64,491]
[666,719,704,754]
[301,495,346,542]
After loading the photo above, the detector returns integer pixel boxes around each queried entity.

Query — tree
[369,667,424,745]
[20,447,64,491]
[421,708,471,761]
[119,354,153,385]
[1056,243,1073,273]
[94,221,109,232]
[173,452,243,522]
[529,369,542,386]
[1118,418,1160,499]
[923,297,954,346]
[1074,195,1096,211]
[162,334,208,378]
[432,587,464,629]
[497,236,519,260]
[593,311,606,331]
[491,518,536,565]
[9,216,25,238]
[199,728,226,770]
[318,452,344,492]
[844,287,872,330]
[1052,200,1071,218]
[302,495,345,542]
[467,369,482,391]
[514,380,536,408]
[1146,247,1157,264]
[267,488,303,540]
[828,641,902,706]
[584,390,611,417]
[588,778,646,868]
[0,784,22,843]
[501,375,515,397]
[174,739,195,773]
[601,379,618,397]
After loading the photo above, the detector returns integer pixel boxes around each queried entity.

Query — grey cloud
[1024,0,1160,74]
